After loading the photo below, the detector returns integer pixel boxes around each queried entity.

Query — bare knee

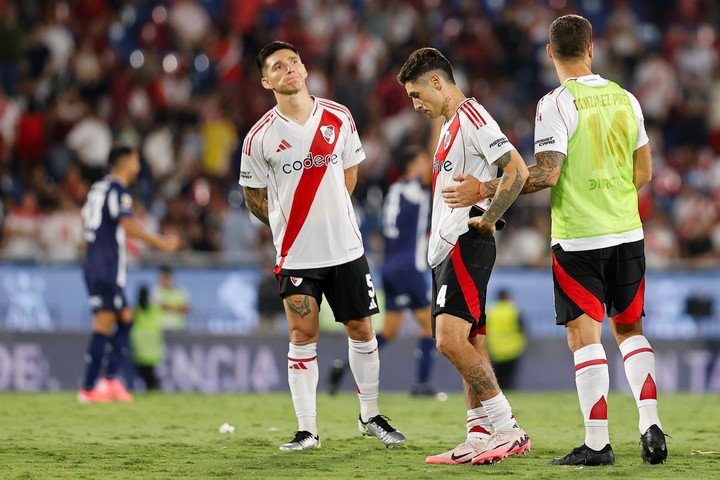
[92,311,116,336]
[119,307,133,324]
[344,318,374,341]
[434,315,471,359]
[414,307,433,338]
[612,319,643,345]
[289,325,318,345]
[436,335,461,360]
[565,315,603,352]
[382,329,398,341]
[381,312,401,341]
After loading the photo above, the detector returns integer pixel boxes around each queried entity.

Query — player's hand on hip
[162,234,181,253]
[442,174,480,208]
[468,217,495,237]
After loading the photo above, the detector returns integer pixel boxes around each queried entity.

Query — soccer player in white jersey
[442,15,667,466]
[398,47,531,465]
[240,41,405,451]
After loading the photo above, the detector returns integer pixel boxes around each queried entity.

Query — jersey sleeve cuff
[534,145,567,156]
[238,179,267,188]
[634,137,649,151]
[487,142,515,165]
[343,154,365,169]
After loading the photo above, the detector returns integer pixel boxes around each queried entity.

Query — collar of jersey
[446,97,476,124]
[273,96,319,127]
[562,74,608,86]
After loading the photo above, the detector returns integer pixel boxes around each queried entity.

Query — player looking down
[399,47,531,465]
[442,15,667,466]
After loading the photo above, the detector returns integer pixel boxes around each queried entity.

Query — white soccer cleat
[279,431,321,451]
[425,441,484,464]
[471,426,531,465]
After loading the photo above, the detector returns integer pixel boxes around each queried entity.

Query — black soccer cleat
[641,424,668,464]
[549,444,615,466]
[327,359,347,395]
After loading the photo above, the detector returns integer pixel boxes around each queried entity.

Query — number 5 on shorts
[437,285,447,307]
[366,274,376,298]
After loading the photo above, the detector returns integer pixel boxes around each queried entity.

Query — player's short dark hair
[256,41,299,73]
[159,264,173,275]
[108,145,135,169]
[397,47,455,85]
[549,14,592,60]
[397,146,424,175]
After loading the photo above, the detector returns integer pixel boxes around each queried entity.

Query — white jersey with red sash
[240,97,365,271]
[429,98,515,268]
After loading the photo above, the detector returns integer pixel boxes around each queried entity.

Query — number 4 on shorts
[437,285,447,307]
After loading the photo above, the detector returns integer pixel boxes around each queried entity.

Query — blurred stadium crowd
[0,0,719,268]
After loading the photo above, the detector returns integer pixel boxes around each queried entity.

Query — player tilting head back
[398,47,531,466]
[240,40,405,451]
[79,146,179,403]
[441,14,666,467]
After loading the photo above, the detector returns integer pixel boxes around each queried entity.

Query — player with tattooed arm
[441,15,666,467]
[398,47,531,466]
[240,41,405,451]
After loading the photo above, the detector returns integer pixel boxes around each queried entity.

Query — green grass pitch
[1,391,718,479]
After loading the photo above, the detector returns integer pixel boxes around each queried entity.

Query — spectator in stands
[39,194,83,262]
[2,190,44,260]
[65,98,112,183]
[0,2,717,269]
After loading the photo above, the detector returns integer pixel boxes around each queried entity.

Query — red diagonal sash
[275,109,342,274]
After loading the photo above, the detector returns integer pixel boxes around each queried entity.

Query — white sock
[348,334,380,422]
[574,343,610,451]
[288,343,318,436]
[466,407,492,445]
[481,392,516,432]
[619,335,662,433]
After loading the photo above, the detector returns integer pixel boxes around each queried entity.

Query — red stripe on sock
[466,416,488,423]
[589,396,608,420]
[468,425,490,435]
[639,374,657,400]
[574,358,608,371]
[623,347,653,362]
[287,356,317,362]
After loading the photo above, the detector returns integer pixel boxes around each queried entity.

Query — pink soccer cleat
[98,378,134,403]
[426,442,483,464]
[471,427,531,465]
[77,387,112,404]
